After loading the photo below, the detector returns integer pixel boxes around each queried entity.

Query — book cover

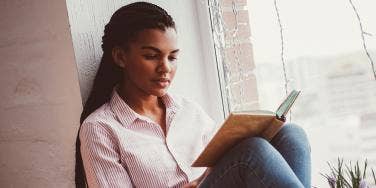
[192,90,300,167]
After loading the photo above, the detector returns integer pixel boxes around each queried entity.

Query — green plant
[321,158,376,188]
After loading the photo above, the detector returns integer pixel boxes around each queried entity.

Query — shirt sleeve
[202,119,218,147]
[193,102,219,147]
[79,122,134,188]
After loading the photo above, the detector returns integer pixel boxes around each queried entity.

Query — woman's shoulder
[79,104,121,141]
[81,103,116,130]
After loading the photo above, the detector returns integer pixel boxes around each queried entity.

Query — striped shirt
[79,89,218,188]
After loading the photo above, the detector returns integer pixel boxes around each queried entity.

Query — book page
[275,90,300,118]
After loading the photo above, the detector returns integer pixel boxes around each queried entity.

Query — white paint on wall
[66,0,224,122]
[0,0,82,187]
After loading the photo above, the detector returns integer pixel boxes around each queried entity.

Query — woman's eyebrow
[141,46,179,53]
[171,49,180,54]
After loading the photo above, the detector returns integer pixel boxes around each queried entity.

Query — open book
[192,90,301,167]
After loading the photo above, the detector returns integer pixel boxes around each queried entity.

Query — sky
[248,0,376,62]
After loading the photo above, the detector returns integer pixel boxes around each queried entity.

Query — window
[208,0,376,186]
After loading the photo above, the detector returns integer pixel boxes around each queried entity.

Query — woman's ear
[112,46,126,68]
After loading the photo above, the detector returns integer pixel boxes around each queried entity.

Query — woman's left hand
[182,180,200,188]
[182,167,212,188]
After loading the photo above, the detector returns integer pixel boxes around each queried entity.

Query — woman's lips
[152,78,170,87]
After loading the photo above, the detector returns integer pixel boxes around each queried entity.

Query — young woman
[76,2,311,188]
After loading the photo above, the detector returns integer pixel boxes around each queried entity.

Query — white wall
[66,0,224,122]
[0,1,82,187]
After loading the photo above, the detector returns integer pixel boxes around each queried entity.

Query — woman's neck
[117,84,163,116]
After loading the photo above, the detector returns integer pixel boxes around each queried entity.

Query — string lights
[348,0,376,80]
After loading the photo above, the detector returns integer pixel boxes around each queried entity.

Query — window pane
[247,0,376,186]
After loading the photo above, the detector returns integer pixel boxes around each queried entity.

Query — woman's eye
[168,56,177,61]
[143,54,158,60]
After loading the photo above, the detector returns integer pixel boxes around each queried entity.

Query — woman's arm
[80,123,133,188]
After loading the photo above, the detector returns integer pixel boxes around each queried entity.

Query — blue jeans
[198,123,311,188]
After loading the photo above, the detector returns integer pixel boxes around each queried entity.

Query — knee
[280,123,308,141]
[215,137,273,170]
[281,123,307,137]
[236,137,272,154]
[277,123,311,152]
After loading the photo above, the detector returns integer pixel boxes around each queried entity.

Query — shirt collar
[109,87,181,127]
[160,92,180,114]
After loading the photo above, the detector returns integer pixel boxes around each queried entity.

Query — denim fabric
[198,123,311,188]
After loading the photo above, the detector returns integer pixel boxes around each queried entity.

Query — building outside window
[209,0,376,187]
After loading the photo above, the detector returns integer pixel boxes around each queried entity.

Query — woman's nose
[157,58,172,73]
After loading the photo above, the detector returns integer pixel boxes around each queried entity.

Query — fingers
[182,181,198,188]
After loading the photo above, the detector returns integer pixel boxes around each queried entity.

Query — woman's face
[119,28,179,97]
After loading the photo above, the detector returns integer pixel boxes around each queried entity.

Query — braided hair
[75,2,175,187]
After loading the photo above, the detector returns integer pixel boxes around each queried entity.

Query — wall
[215,0,259,112]
[66,0,224,123]
[0,0,82,187]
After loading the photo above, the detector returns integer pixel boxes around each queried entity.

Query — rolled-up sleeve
[79,122,133,188]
